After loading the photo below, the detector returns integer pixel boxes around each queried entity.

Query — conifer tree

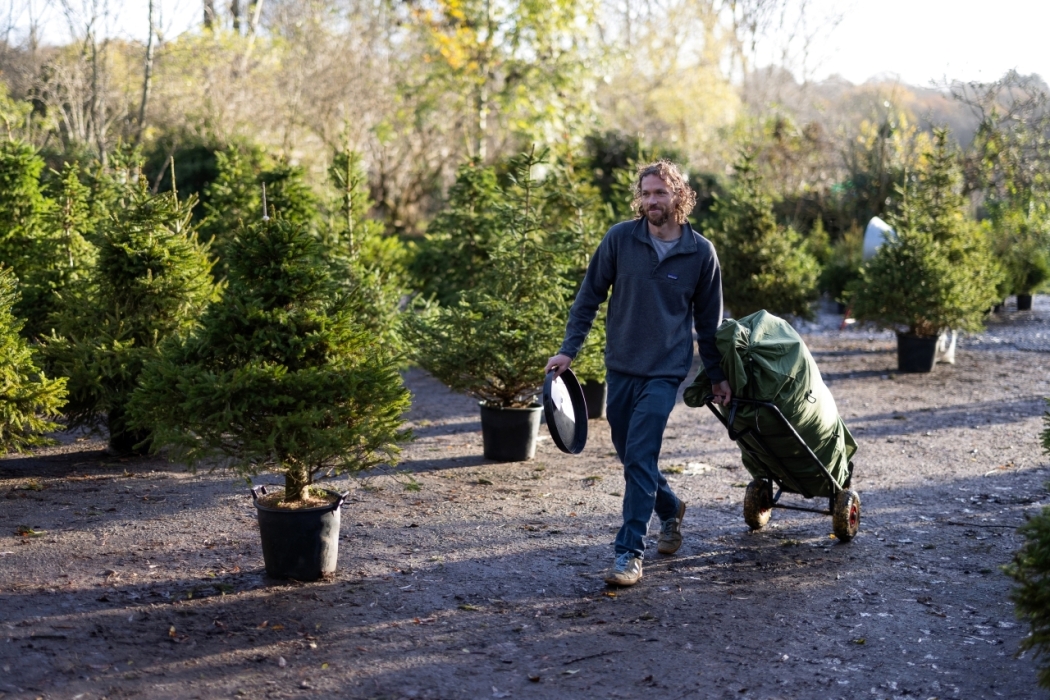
[0,141,54,333]
[325,147,408,353]
[407,161,502,306]
[708,151,820,319]
[851,130,1002,337]
[45,183,217,454]
[1006,460,1050,689]
[0,268,67,453]
[129,216,410,503]
[201,148,318,265]
[405,149,572,407]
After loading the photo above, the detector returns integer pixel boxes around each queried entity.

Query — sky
[772,0,1050,86]
[9,0,1050,88]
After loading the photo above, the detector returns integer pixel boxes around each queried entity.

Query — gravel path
[1,298,1048,699]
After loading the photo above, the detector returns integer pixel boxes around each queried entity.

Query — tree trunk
[203,0,217,30]
[106,406,150,456]
[133,0,155,147]
[247,0,263,35]
[231,0,241,33]
[283,465,310,502]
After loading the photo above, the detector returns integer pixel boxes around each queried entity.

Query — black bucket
[251,486,346,581]
[896,332,938,373]
[581,380,607,420]
[479,403,542,462]
[1017,294,1033,311]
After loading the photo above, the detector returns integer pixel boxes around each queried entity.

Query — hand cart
[702,395,861,541]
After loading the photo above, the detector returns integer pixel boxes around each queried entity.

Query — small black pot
[252,487,346,581]
[836,302,848,315]
[896,332,938,373]
[581,380,607,420]
[479,403,542,462]
[1017,293,1033,311]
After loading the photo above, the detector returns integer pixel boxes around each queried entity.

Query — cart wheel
[743,480,773,530]
[832,489,861,542]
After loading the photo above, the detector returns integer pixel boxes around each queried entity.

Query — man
[545,160,732,587]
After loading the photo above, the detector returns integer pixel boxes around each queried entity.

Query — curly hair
[630,160,697,224]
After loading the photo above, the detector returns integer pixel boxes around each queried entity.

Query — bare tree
[203,0,217,30]
[133,0,156,146]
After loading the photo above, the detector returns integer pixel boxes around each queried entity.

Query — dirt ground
[3,299,1050,700]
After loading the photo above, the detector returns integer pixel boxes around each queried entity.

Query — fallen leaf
[562,669,579,675]
[168,625,176,638]
[458,604,480,611]
[527,674,541,683]
[277,656,287,668]
[16,525,45,537]
[852,638,866,645]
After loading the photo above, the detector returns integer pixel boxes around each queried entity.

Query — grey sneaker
[657,499,686,554]
[604,552,643,586]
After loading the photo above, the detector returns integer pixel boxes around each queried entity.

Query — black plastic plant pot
[896,332,938,373]
[581,380,607,420]
[1017,294,1033,311]
[251,486,346,581]
[479,403,542,462]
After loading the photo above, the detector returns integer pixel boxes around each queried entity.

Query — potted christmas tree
[129,215,409,580]
[0,267,68,452]
[850,130,1002,372]
[405,149,571,461]
[990,208,1050,312]
[44,179,217,454]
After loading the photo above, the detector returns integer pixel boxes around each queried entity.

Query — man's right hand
[545,354,573,377]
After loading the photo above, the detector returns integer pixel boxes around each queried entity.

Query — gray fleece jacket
[558,218,726,384]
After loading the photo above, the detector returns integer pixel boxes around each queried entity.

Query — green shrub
[129,216,410,503]
[44,183,217,454]
[850,130,1002,337]
[0,267,67,452]
[707,150,820,319]
[405,149,572,407]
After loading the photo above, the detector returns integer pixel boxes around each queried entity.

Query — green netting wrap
[683,310,857,498]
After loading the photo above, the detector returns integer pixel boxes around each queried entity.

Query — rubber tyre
[832,489,861,542]
[743,480,773,530]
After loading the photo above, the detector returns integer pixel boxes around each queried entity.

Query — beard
[647,203,671,226]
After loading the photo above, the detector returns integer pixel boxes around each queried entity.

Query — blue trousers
[606,369,681,557]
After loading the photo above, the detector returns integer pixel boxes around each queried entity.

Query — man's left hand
[711,380,732,406]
